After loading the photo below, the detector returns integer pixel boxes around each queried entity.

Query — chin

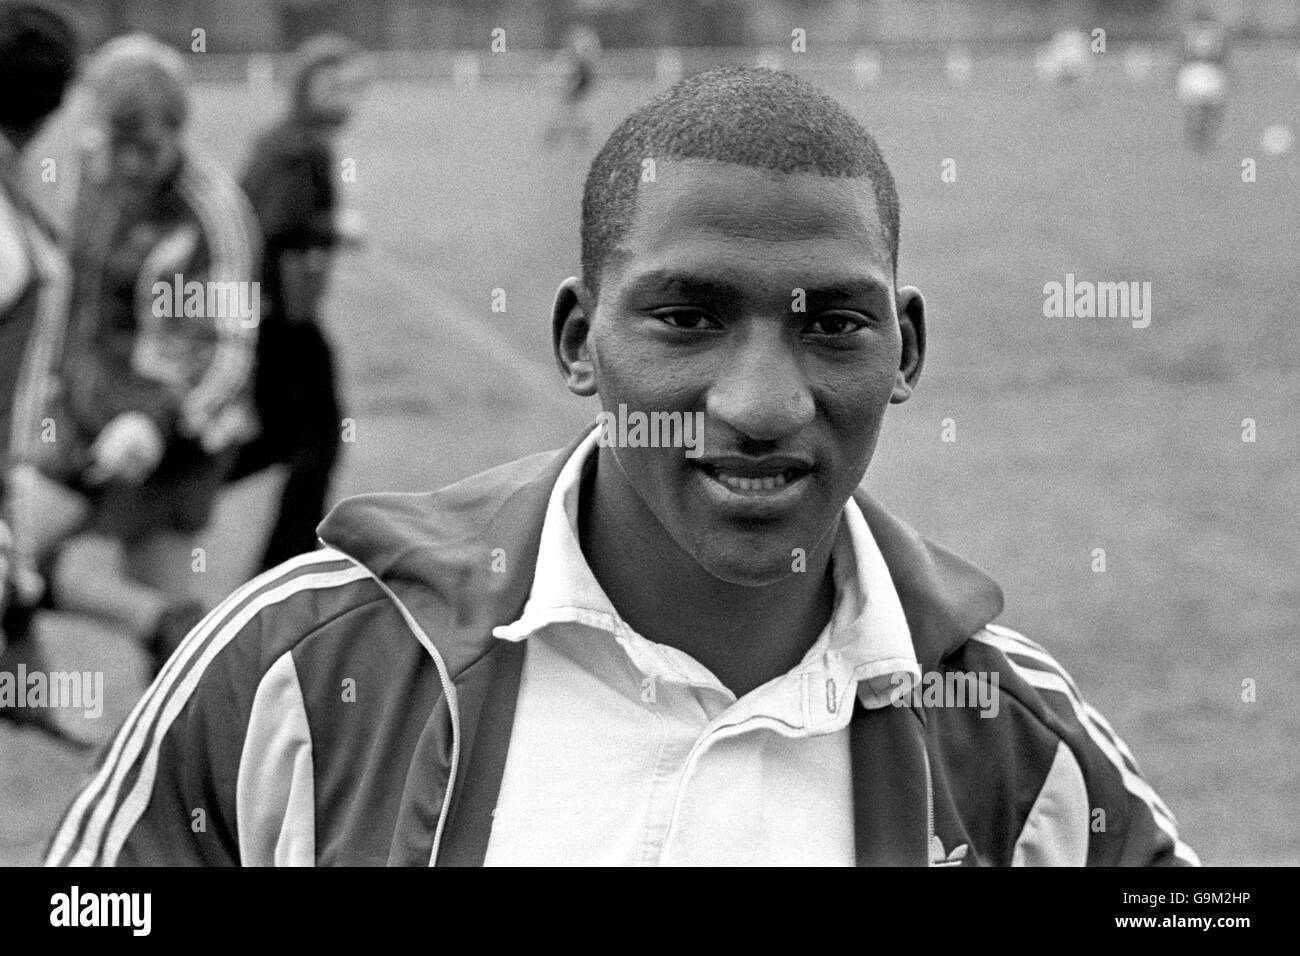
[689,536,800,588]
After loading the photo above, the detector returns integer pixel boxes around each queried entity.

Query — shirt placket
[636,674,731,866]
[657,663,851,865]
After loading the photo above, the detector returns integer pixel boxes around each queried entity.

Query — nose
[705,321,815,443]
[115,147,147,180]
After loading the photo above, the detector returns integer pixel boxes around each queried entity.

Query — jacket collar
[318,428,1004,676]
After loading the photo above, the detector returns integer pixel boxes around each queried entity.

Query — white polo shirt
[484,428,920,866]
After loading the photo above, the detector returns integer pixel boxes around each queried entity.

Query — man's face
[563,159,924,586]
[102,107,182,193]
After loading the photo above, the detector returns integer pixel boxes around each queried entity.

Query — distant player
[227,35,365,573]
[1175,8,1229,150]
[0,0,78,743]
[1036,27,1094,108]
[543,26,600,150]
[15,35,260,680]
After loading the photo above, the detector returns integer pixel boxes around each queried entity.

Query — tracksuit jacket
[58,153,259,452]
[45,432,1198,867]
[1,139,70,603]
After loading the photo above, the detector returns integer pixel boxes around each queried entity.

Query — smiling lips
[716,471,789,492]
[696,457,813,496]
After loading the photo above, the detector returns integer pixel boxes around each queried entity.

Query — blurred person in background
[1035,27,1094,109]
[0,0,79,742]
[1175,7,1230,150]
[12,33,260,681]
[227,35,365,573]
[543,26,601,150]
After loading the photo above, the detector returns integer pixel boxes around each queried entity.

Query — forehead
[609,158,892,291]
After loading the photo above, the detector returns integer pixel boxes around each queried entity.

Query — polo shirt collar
[492,426,920,710]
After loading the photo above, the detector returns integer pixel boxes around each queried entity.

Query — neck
[579,450,837,697]
[293,112,343,137]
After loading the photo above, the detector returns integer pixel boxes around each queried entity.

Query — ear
[891,285,926,404]
[552,276,598,397]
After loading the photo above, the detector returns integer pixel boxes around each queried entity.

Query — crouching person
[14,35,259,684]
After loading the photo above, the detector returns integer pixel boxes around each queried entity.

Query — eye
[653,309,720,331]
[804,312,869,336]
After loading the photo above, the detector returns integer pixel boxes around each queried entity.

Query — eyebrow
[626,271,741,299]
[804,281,891,301]
[626,270,890,300]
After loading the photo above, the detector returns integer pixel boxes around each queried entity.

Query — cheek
[824,345,899,402]
[587,325,634,399]
[817,348,900,442]
[590,322,695,406]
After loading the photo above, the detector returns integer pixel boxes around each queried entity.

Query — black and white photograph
[0,0,1294,902]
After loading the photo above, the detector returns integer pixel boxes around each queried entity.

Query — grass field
[2,51,1298,865]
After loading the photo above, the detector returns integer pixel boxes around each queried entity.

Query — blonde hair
[81,32,190,127]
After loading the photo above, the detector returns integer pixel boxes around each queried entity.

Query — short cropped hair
[0,1,78,135]
[580,66,900,298]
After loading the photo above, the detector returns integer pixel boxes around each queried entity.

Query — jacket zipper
[333,551,461,866]
[924,750,936,863]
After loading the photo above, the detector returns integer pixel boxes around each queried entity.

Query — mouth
[699,464,809,494]
[690,457,816,514]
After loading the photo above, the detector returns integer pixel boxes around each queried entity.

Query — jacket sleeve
[44,597,256,866]
[979,624,1199,866]
[168,163,261,446]
[43,552,371,867]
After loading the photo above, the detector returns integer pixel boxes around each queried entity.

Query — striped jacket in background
[54,150,259,453]
[45,433,1198,866]
[0,134,71,607]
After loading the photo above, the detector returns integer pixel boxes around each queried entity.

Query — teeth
[714,470,790,492]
